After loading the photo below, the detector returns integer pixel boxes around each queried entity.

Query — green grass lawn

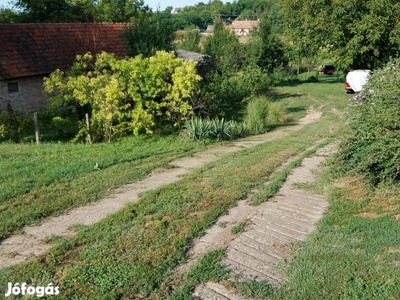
[0,135,206,238]
[0,75,347,239]
[3,79,396,300]
[0,78,346,299]
[0,119,333,299]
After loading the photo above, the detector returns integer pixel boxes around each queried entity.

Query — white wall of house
[0,75,48,113]
[233,28,251,36]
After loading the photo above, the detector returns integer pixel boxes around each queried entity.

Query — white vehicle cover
[346,69,372,92]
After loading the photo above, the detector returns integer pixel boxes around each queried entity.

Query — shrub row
[333,60,400,186]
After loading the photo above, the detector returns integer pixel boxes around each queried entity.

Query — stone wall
[0,75,48,113]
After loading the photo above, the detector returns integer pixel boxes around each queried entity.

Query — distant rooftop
[231,20,260,29]
[176,49,206,62]
[0,23,127,80]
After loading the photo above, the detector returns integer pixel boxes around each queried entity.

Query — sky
[0,0,220,11]
[145,0,213,11]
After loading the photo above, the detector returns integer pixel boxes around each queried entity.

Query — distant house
[0,23,127,113]
[231,20,260,36]
[173,8,183,14]
[202,25,214,36]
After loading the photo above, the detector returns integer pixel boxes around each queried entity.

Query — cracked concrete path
[0,109,321,269]
[193,144,337,300]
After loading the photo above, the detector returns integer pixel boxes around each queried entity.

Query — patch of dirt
[299,106,322,124]
[331,108,344,118]
[316,143,338,156]
[333,176,369,201]
[357,212,378,219]
[387,247,400,254]
[352,248,366,254]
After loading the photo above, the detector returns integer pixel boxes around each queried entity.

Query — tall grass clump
[267,102,288,124]
[229,120,250,138]
[244,96,269,134]
[332,60,400,186]
[244,96,287,134]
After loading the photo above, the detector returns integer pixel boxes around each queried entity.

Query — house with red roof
[231,20,260,36]
[0,23,127,112]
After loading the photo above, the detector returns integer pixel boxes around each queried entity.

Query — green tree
[176,27,201,52]
[5,0,147,23]
[44,52,131,142]
[14,0,96,22]
[172,9,212,31]
[244,14,286,73]
[197,18,272,120]
[0,6,20,23]
[122,8,176,58]
[209,0,226,17]
[169,0,283,32]
[280,0,400,70]
[237,9,257,20]
[44,51,201,141]
[202,18,243,73]
[95,0,145,22]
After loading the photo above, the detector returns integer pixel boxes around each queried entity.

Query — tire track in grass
[192,144,337,299]
[0,110,322,269]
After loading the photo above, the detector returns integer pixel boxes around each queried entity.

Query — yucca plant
[209,118,232,141]
[183,117,212,140]
[229,120,249,138]
[182,117,235,141]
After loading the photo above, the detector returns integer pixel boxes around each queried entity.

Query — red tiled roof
[0,23,128,80]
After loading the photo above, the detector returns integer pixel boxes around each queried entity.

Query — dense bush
[195,18,272,120]
[200,66,270,120]
[334,61,400,185]
[44,51,201,142]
